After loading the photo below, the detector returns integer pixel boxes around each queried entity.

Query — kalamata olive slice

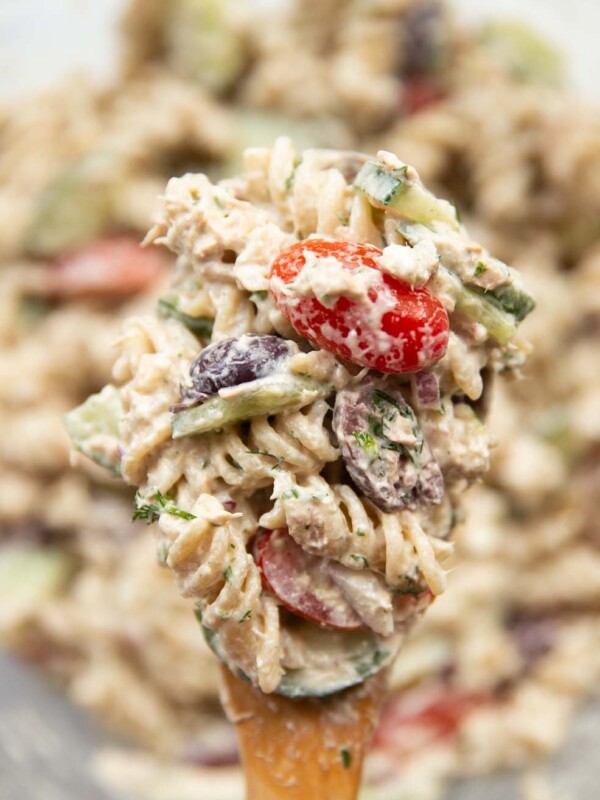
[333,377,444,513]
[254,528,365,630]
[177,334,293,409]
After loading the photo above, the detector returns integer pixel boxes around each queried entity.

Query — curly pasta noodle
[156,494,283,693]
[113,317,284,690]
[207,400,339,490]
[261,474,452,596]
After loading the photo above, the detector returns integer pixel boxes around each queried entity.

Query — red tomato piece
[49,237,168,298]
[373,684,489,759]
[403,76,446,115]
[394,589,434,626]
[254,528,365,630]
[269,239,449,373]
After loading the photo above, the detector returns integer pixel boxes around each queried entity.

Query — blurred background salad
[0,2,599,799]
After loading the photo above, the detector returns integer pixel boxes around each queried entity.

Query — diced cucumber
[355,161,460,230]
[478,281,536,322]
[25,153,121,258]
[454,283,517,345]
[454,277,534,344]
[157,296,214,339]
[481,20,564,87]
[397,222,534,338]
[276,624,400,698]
[63,384,122,474]
[200,616,401,698]
[164,0,244,93]
[0,544,73,634]
[172,374,332,438]
[226,111,351,174]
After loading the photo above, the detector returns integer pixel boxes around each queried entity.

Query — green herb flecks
[223,566,233,585]
[244,449,285,468]
[157,297,214,339]
[239,610,252,623]
[372,389,413,419]
[284,157,302,192]
[474,261,488,277]
[351,431,379,461]
[225,454,243,471]
[132,490,196,524]
[249,290,268,304]
[350,554,369,568]
[341,748,352,769]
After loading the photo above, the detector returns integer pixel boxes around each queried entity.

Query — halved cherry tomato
[254,528,365,630]
[48,237,168,298]
[269,239,449,373]
[373,684,489,759]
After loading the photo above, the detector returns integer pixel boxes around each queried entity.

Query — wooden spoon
[220,665,389,800]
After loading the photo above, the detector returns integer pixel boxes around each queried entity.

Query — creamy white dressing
[378,239,439,287]
[282,249,379,308]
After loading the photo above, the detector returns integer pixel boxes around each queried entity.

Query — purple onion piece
[411,371,441,411]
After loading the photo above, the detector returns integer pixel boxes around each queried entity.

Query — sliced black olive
[333,376,444,513]
[176,334,293,410]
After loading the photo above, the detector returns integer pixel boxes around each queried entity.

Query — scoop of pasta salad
[65,139,534,697]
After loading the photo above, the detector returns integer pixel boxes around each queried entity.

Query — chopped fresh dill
[225,454,243,471]
[132,490,196,524]
[350,554,369,568]
[223,566,233,585]
[474,261,488,277]
[352,430,379,461]
[367,414,384,438]
[341,748,352,769]
[372,389,413,418]
[239,610,252,623]
[281,488,300,500]
[244,449,285,468]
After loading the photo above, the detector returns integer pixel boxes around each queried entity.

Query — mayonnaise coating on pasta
[65,139,534,696]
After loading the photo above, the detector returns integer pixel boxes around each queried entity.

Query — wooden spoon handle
[220,666,388,800]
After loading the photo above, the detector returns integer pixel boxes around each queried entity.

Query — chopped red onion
[411,371,440,410]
